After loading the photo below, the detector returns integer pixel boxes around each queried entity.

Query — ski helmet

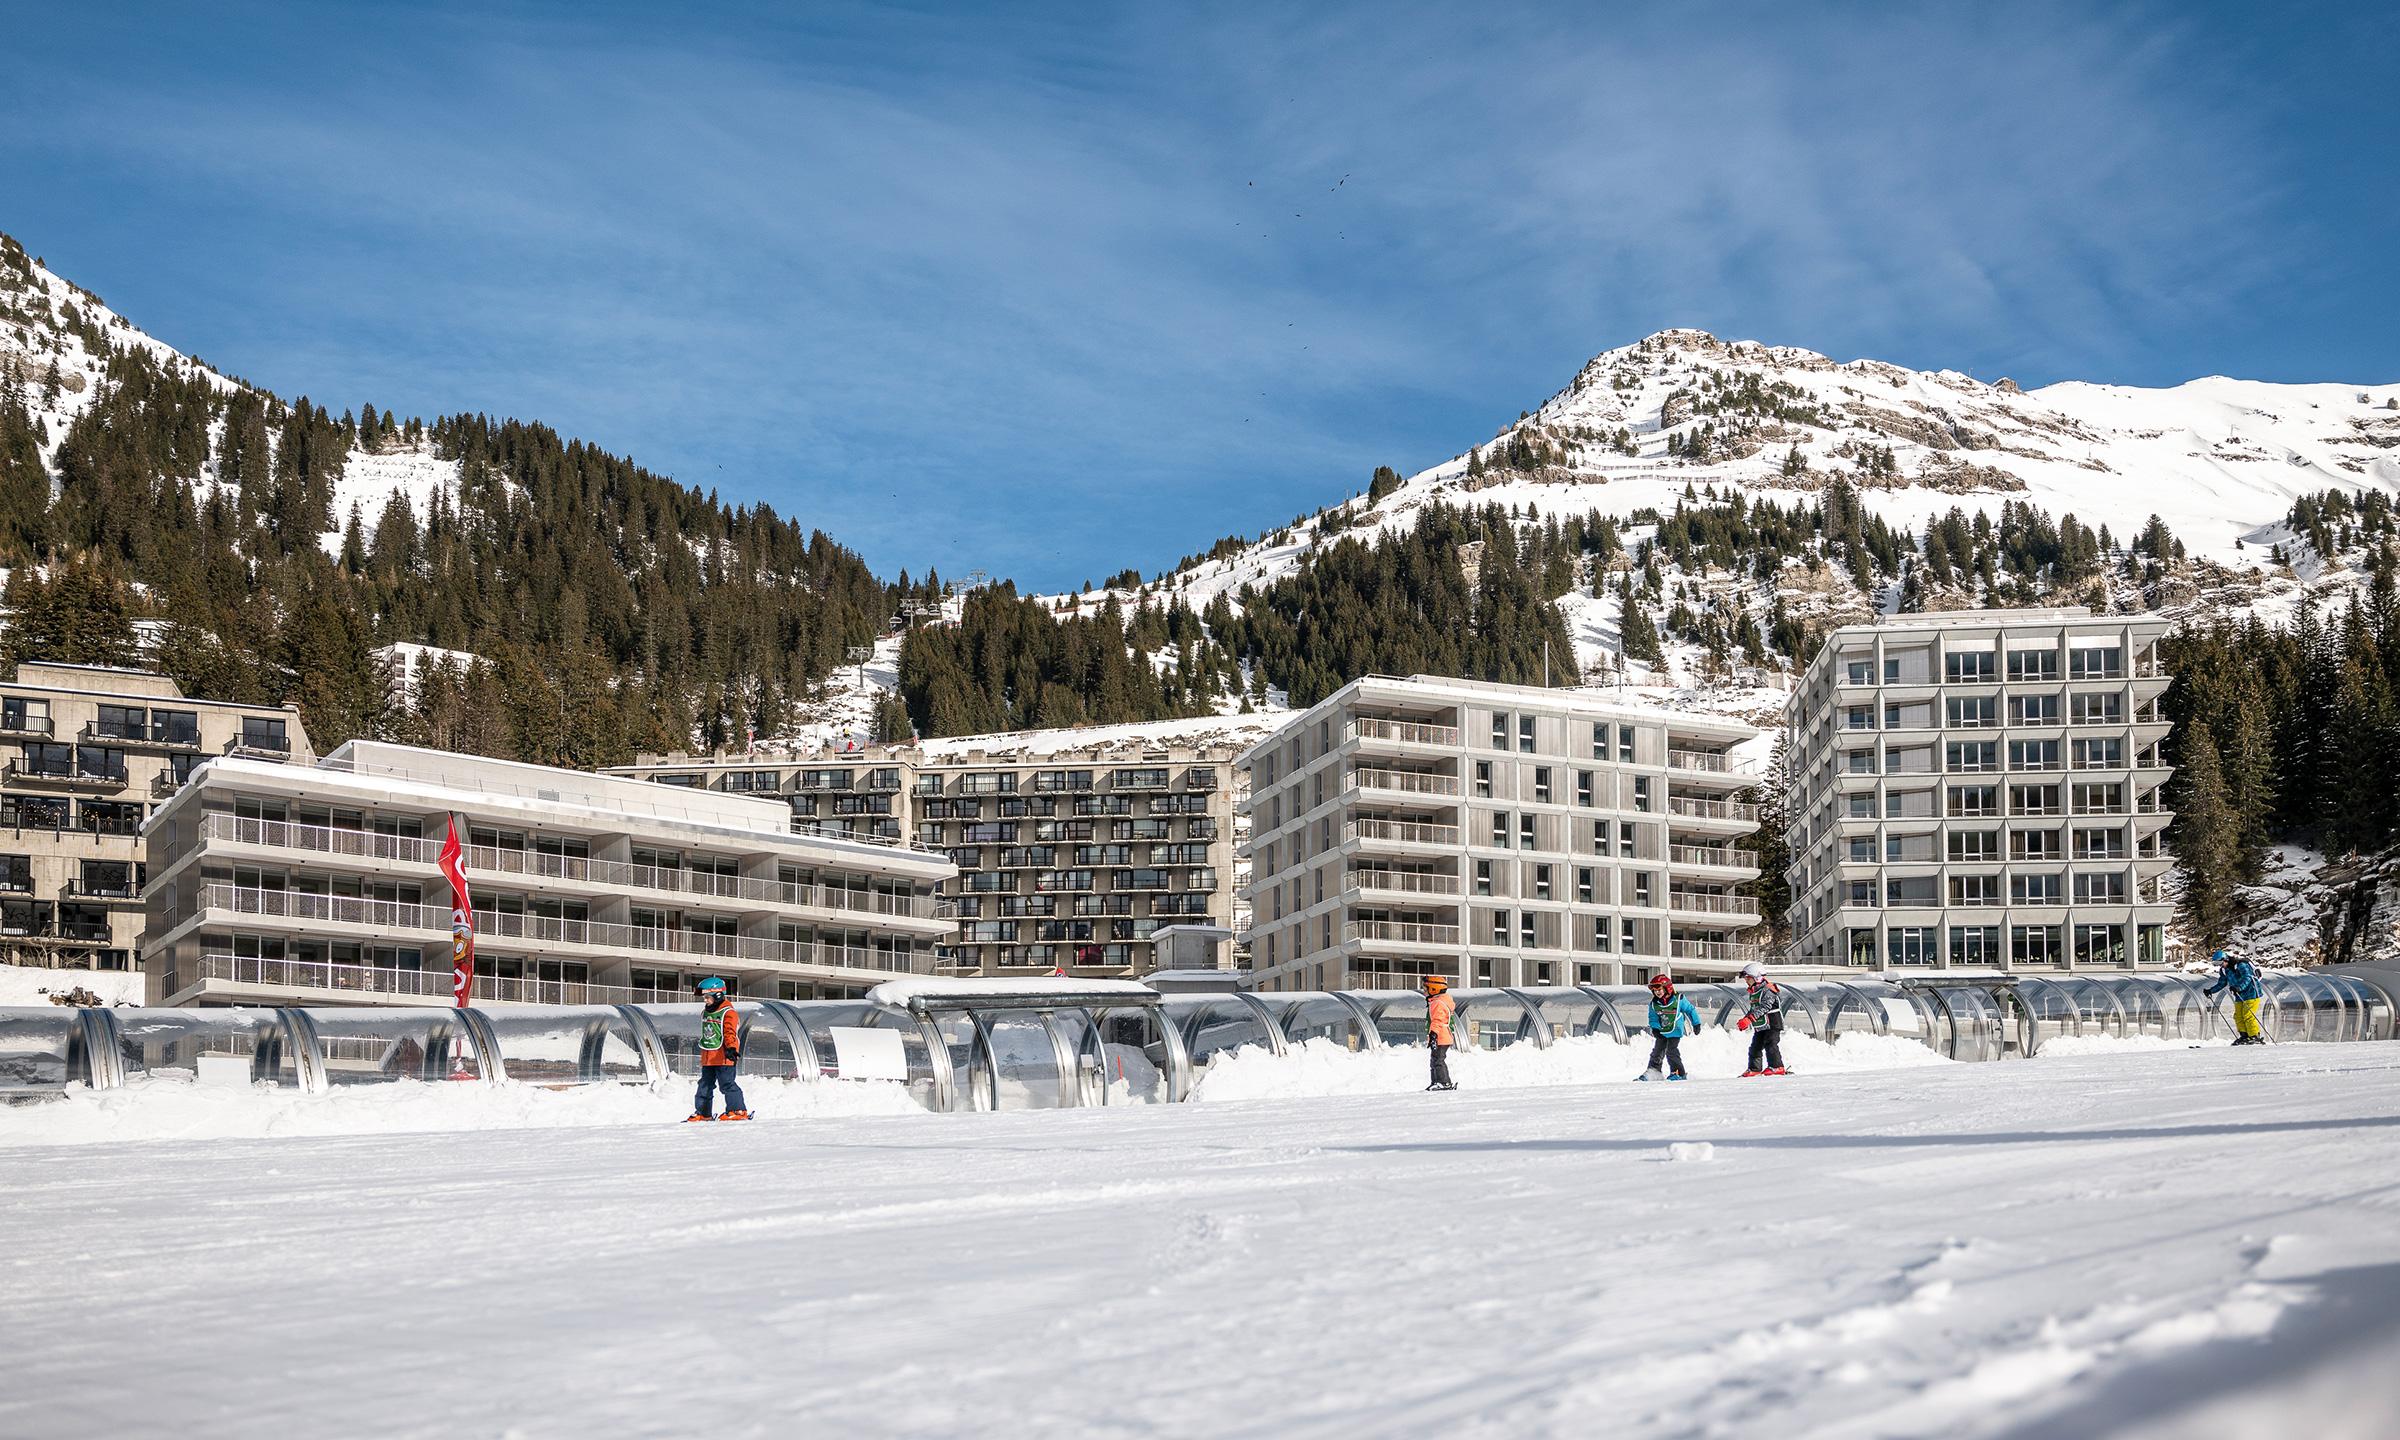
[696,976,728,996]
[1422,975,1450,994]
[1648,972,1675,995]
[1739,961,1767,982]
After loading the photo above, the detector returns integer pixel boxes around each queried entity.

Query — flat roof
[1238,673,1755,765]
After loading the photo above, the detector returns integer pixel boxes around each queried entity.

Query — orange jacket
[700,1002,742,1066]
[1428,992,1456,1047]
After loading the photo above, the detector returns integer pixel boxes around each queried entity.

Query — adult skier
[1734,960,1787,1076]
[2203,948,2266,1046]
[1425,975,1458,1091]
[1638,973,1702,1081]
[687,977,752,1121]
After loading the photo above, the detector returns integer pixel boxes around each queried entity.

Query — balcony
[1345,818,1462,849]
[3,760,126,792]
[224,733,294,760]
[60,878,142,906]
[182,953,666,1007]
[1667,938,1762,965]
[190,815,949,924]
[0,714,54,738]
[1349,717,1460,748]
[82,720,204,752]
[1350,869,1462,898]
[1350,768,1461,798]
[1347,968,1457,990]
[1666,891,1761,918]
[1665,749,1748,775]
[1343,920,1461,947]
[1667,844,1759,874]
[1665,796,1758,823]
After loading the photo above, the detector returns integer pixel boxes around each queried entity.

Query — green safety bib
[700,1011,726,1051]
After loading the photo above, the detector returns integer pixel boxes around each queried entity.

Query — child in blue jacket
[1640,973,1703,1081]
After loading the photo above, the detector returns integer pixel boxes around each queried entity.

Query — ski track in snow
[4,1044,2397,1438]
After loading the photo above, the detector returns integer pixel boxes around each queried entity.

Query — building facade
[1236,675,1765,992]
[1,663,311,972]
[142,740,953,1007]
[1784,608,2175,971]
[610,727,1260,979]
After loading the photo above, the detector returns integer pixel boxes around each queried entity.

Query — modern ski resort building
[0,663,311,974]
[139,741,953,1008]
[609,729,1256,980]
[1783,608,2177,971]
[1236,675,1767,991]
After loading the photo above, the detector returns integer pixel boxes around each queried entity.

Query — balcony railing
[1350,768,1462,797]
[190,883,932,975]
[1667,938,1763,964]
[1665,749,1748,775]
[0,715,54,738]
[1345,818,1462,847]
[2,760,126,790]
[1667,845,1758,871]
[1666,797,1758,822]
[1347,969,1457,991]
[1343,920,1460,946]
[1350,869,1463,897]
[1350,717,1461,747]
[1665,892,1761,917]
[193,815,946,922]
[224,734,294,759]
[187,952,665,1006]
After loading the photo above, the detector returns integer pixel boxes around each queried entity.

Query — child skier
[1639,973,1702,1081]
[2203,949,2266,1046]
[688,977,752,1121]
[1734,960,1787,1076]
[1425,975,1458,1091]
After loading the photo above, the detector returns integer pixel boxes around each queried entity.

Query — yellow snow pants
[2234,997,2263,1041]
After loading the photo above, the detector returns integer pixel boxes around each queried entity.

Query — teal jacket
[2204,960,2263,1002]
[1648,995,1703,1038]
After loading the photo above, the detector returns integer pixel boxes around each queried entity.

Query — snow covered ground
[5,1042,2396,1438]
[0,965,144,1007]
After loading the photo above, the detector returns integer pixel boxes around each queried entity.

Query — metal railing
[1350,717,1461,747]
[1347,969,1456,990]
[187,952,665,1006]
[1668,844,1758,870]
[1346,818,1462,846]
[195,815,946,921]
[1665,750,1748,775]
[1350,769,1462,797]
[191,884,931,975]
[1343,920,1461,946]
[1350,869,1463,896]
[1666,892,1761,917]
[1667,938,1763,964]
[1666,797,1758,822]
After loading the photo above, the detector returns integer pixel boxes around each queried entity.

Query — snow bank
[0,1075,923,1148]
[0,967,144,1007]
[866,976,1157,1008]
[2035,1034,2233,1057]
[1187,1028,1947,1103]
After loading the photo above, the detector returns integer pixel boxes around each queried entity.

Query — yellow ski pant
[2233,997,2263,1040]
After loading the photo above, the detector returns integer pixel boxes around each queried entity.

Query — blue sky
[4,1,2394,591]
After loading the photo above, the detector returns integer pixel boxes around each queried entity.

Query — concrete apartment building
[140,740,953,1007]
[1236,675,1766,992]
[611,727,1258,979]
[1784,608,2176,971]
[1,663,310,973]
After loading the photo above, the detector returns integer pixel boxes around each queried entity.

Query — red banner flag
[439,814,475,1007]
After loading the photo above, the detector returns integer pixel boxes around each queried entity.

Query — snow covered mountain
[1157,329,2400,613]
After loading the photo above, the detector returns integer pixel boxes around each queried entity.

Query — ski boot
[719,1109,754,1122]
[1666,1073,1688,1082]
[1765,1067,1789,1077]
[1740,1069,1763,1078]
[1635,1069,1660,1082]
[684,1113,715,1123]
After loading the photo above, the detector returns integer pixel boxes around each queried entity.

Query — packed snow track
[5,1043,2398,1439]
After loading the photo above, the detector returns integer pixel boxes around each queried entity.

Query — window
[1519,814,1536,849]
[1617,725,1636,763]
[1491,812,1510,848]
[1944,651,1995,683]
[1591,722,1608,759]
[2005,739,2059,772]
[1847,836,1876,862]
[1618,822,1637,858]
[1621,918,1638,952]
[1593,916,1614,951]
[2070,692,2124,725]
[2074,922,2125,964]
[1948,874,2001,907]
[92,704,145,741]
[1533,767,1552,803]
[18,742,70,777]
[1946,696,1996,728]
[1949,926,2000,966]
[2011,829,2062,860]
[1519,715,1536,754]
[1945,741,1997,773]
[2072,737,2124,770]
[1847,794,1875,818]
[1843,749,1874,775]
[2010,873,2063,905]
[2071,782,2124,816]
[1632,777,1651,813]
[1474,860,1493,897]
[1631,872,1652,907]
[1884,876,1936,906]
[1845,658,1874,685]
[0,697,52,735]
[2073,827,2126,860]
[1846,879,1878,908]
[1577,771,1594,808]
[1489,911,1511,945]
[1491,714,1510,750]
[1520,911,1537,947]
[238,716,291,753]
[2069,647,2125,680]
[2012,925,2063,966]
[2011,783,2061,816]
[1846,705,1876,731]
[2008,693,2060,726]
[1947,830,1998,862]
[2006,649,2059,682]
[1576,867,1595,903]
[1947,784,1999,817]
[1886,927,1937,965]
[1882,658,1902,683]
[1474,761,1493,798]
[2073,871,2127,904]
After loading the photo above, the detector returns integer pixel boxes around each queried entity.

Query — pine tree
[2173,721,2242,946]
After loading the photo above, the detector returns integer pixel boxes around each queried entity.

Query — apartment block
[1236,675,1766,992]
[141,740,953,1007]
[610,725,1260,978]
[1784,608,2175,971]
[1,663,310,972]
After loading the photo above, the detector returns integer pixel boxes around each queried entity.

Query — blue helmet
[697,976,728,995]
[2212,949,2234,965]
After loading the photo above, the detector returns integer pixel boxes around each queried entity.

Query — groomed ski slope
[6,1043,2399,1439]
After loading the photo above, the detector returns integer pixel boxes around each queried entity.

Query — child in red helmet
[1638,973,1702,1081]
